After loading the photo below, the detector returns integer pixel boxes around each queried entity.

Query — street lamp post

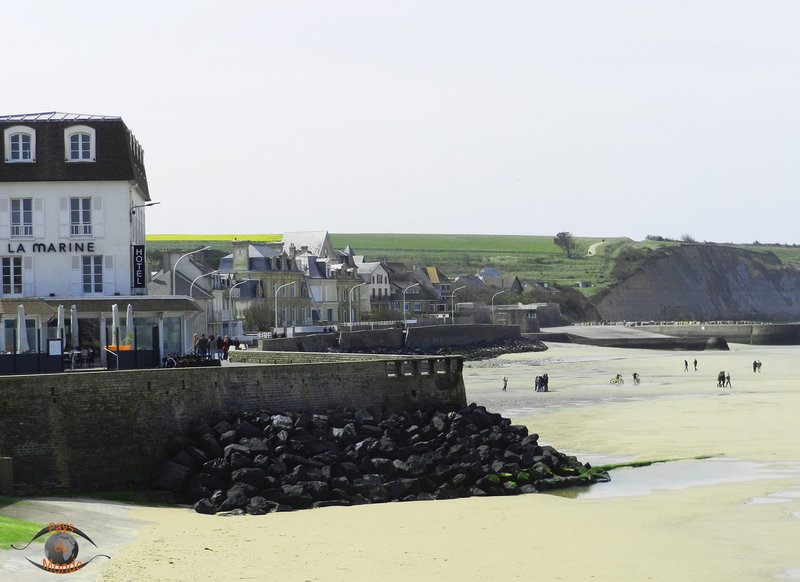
[451,285,466,325]
[228,279,255,337]
[274,281,296,336]
[402,283,420,323]
[348,282,368,329]
[172,246,211,296]
[129,201,161,220]
[189,270,219,298]
[491,289,507,324]
[190,270,220,335]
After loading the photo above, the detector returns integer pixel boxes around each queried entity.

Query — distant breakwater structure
[152,403,609,514]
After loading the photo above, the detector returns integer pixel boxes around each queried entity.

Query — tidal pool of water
[551,457,800,500]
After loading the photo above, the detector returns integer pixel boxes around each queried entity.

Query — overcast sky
[5,1,800,243]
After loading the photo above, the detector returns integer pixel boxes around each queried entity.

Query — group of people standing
[717,370,732,388]
[499,373,549,392]
[193,333,239,360]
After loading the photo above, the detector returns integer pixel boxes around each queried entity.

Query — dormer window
[64,125,96,162]
[4,126,36,163]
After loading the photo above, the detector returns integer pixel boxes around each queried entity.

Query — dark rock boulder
[156,403,607,514]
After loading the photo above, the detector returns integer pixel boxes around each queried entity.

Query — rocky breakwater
[152,403,609,515]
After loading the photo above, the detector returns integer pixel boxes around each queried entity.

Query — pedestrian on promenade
[502,377,508,392]
[694,359,698,371]
[684,360,689,372]
[725,372,732,388]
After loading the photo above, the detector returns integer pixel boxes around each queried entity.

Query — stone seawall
[405,324,521,350]
[642,323,800,345]
[258,324,521,353]
[0,354,466,495]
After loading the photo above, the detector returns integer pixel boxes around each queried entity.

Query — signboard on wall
[132,245,146,288]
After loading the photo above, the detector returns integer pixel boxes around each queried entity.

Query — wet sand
[8,342,800,581]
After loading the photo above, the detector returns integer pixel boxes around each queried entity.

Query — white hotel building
[0,112,199,365]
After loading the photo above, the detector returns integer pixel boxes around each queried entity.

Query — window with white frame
[4,126,35,163]
[2,257,22,295]
[10,198,32,237]
[82,256,103,293]
[64,125,96,162]
[70,198,92,236]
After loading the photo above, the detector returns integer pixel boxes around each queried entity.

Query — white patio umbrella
[70,305,79,349]
[16,304,29,353]
[56,304,65,343]
[111,304,120,347]
[125,304,134,345]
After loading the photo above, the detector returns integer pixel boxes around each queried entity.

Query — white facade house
[0,112,198,365]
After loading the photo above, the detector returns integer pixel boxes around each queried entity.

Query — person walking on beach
[684,360,689,371]
[725,372,732,388]
[502,377,508,392]
[717,371,726,387]
[756,360,762,372]
[753,360,758,373]
[694,359,698,371]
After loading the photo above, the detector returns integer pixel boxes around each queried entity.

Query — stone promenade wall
[339,328,405,351]
[0,355,465,495]
[257,324,521,353]
[642,323,800,345]
[405,324,520,350]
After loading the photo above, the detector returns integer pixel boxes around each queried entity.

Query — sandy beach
[6,342,800,581]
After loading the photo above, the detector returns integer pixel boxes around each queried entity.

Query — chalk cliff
[592,244,800,322]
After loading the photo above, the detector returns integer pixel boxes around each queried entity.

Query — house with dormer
[0,112,199,365]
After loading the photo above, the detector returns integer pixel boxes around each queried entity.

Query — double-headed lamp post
[348,281,368,329]
[228,279,254,337]
[491,289,507,324]
[451,285,466,325]
[274,281,296,336]
[403,283,420,323]
[172,246,211,296]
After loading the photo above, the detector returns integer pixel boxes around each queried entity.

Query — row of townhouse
[149,232,468,339]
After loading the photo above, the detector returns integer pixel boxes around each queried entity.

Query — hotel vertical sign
[132,245,146,289]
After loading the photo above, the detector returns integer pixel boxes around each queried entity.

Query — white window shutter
[22,256,33,296]
[33,198,44,239]
[0,199,9,237]
[70,256,82,295]
[60,198,70,238]
[103,255,114,295]
[93,197,104,238]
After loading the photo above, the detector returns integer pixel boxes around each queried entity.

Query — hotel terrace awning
[0,297,202,318]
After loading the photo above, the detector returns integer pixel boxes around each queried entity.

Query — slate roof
[282,231,332,258]
[219,244,282,273]
[0,112,149,197]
